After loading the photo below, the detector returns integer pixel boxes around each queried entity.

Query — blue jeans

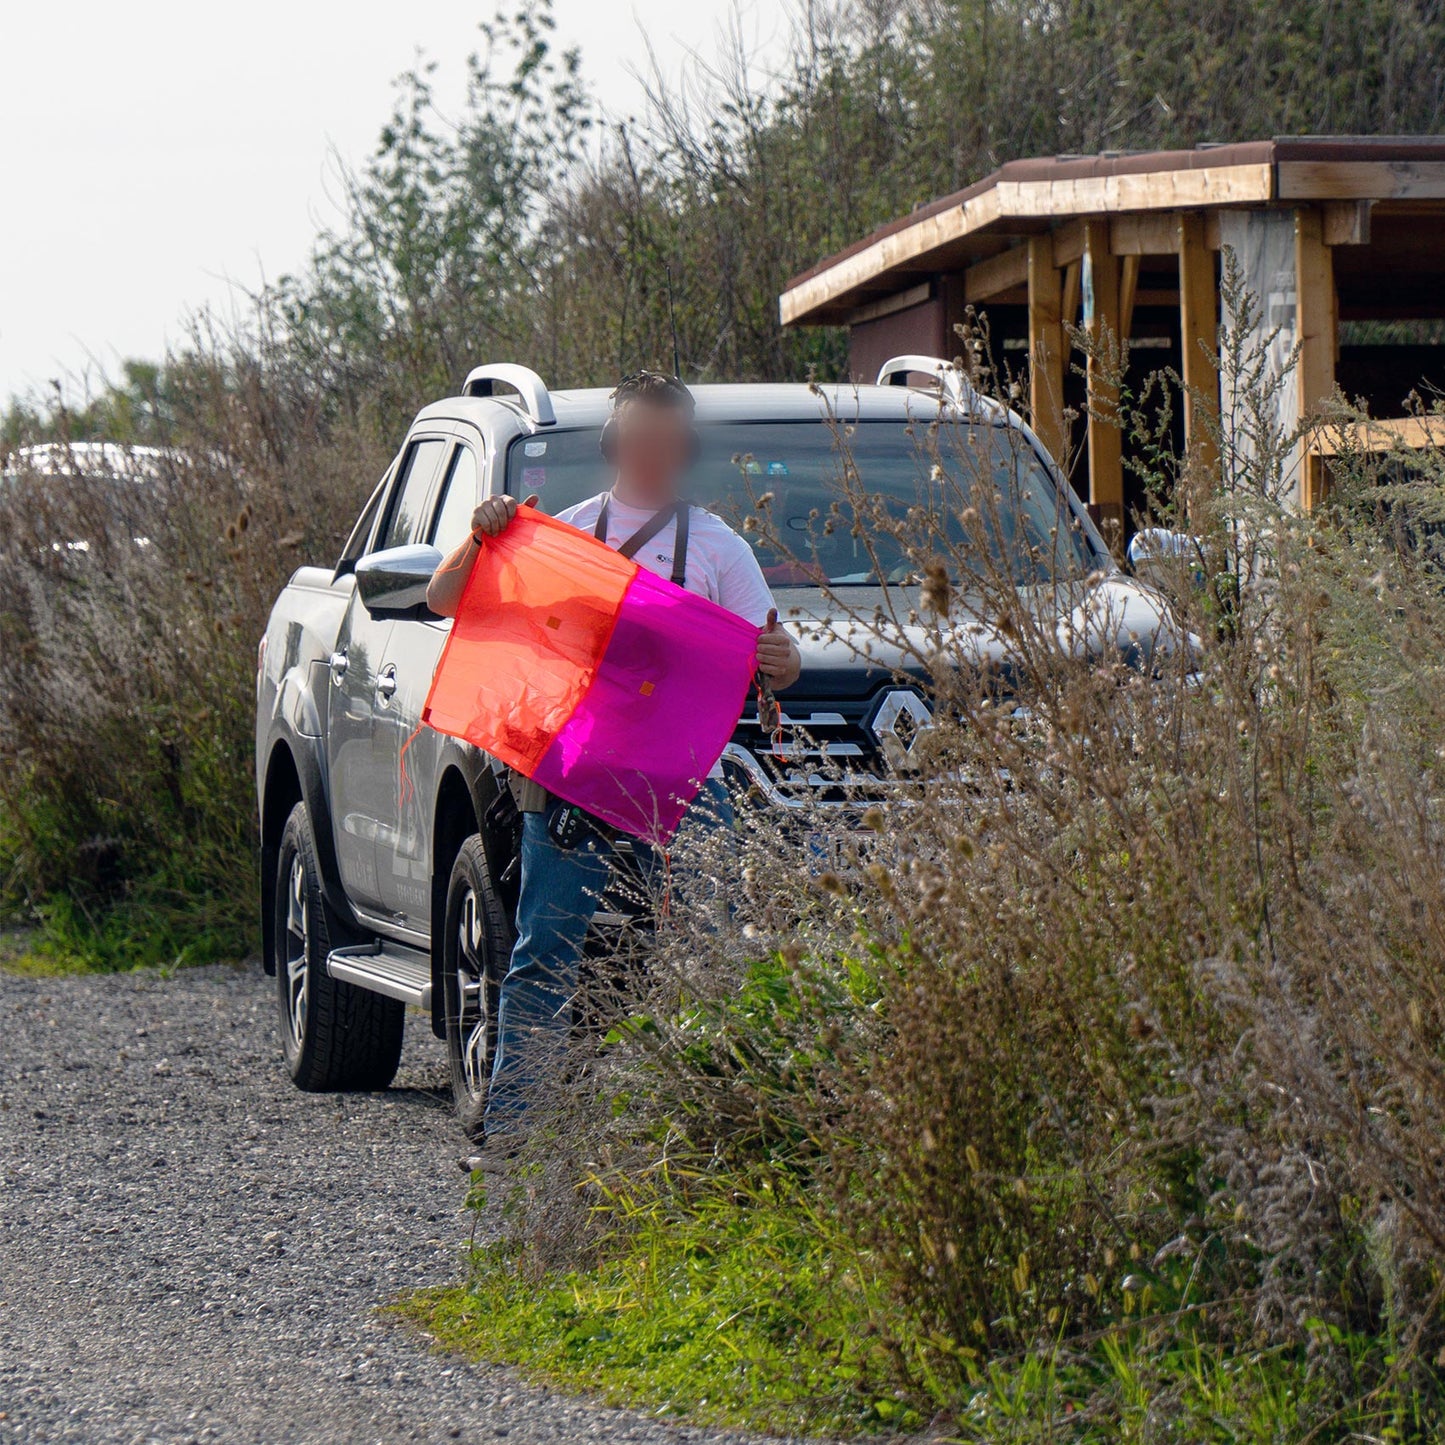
[484,781,733,1141]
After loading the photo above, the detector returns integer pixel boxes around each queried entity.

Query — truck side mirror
[354,544,443,618]
[1126,527,1205,592]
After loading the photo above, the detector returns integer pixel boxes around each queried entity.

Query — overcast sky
[0,0,789,407]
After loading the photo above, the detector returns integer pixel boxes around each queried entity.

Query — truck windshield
[506,420,1095,587]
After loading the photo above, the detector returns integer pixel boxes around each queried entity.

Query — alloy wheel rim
[283,850,310,1048]
[454,886,489,1101]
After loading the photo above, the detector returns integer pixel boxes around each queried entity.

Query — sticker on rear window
[521,467,547,490]
[524,441,547,457]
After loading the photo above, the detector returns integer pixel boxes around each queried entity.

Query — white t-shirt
[557,492,777,627]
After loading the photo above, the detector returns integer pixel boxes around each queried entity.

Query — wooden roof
[781,137,1445,326]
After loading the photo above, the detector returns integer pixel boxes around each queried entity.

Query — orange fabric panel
[423,507,636,774]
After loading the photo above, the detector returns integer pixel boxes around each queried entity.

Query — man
[427,371,801,1149]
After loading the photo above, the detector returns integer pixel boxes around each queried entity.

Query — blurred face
[610,399,693,506]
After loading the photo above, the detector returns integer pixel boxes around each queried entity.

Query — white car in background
[1,441,186,553]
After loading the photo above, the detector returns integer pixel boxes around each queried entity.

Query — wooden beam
[845,282,933,326]
[1052,219,1088,268]
[1308,413,1445,457]
[1027,236,1068,465]
[965,245,1031,302]
[1110,213,1182,256]
[1056,260,1178,323]
[1006,163,1275,217]
[1084,221,1124,535]
[1278,160,1445,201]
[780,195,1006,325]
[1177,213,1219,476]
[1119,255,1141,340]
[1295,207,1337,508]
[1061,260,1081,329]
[781,162,1274,325]
[1322,199,1373,246]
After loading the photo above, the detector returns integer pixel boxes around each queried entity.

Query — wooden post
[1061,260,1081,332]
[1083,221,1124,540]
[1118,254,1140,341]
[1027,236,1067,465]
[1295,207,1337,508]
[1177,212,1219,478]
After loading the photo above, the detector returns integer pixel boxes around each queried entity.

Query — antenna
[665,265,682,380]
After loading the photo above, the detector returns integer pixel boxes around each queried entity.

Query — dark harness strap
[671,503,689,589]
[594,499,690,587]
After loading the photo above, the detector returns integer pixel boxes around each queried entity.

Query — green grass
[0,821,252,972]
[0,761,254,974]
[399,1172,922,1436]
[0,927,70,976]
[0,894,246,975]
[401,1175,1444,1442]
[20,886,248,973]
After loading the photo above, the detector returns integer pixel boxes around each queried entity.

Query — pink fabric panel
[532,567,759,842]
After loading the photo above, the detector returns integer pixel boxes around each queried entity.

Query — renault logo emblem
[868,689,934,766]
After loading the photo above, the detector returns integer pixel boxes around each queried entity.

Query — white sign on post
[1219,211,1301,505]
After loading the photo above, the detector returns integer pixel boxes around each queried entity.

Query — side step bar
[327,942,432,1009]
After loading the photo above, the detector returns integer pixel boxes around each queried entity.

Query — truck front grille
[722,691,929,807]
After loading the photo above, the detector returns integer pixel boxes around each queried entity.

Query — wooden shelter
[779,137,1445,529]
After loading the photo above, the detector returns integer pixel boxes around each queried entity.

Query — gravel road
[0,962,812,1445]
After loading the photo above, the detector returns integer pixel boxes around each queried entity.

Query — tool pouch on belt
[546,802,618,851]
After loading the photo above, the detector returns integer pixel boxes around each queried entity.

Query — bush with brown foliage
[0,345,389,963]
[478,315,1445,1431]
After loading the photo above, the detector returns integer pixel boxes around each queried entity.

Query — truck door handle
[376,665,398,702]
[329,649,349,684]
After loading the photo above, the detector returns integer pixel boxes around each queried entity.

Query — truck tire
[442,835,513,1141]
[274,801,404,1092]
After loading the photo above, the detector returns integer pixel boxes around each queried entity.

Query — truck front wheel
[442,836,513,1141]
[275,801,404,1091]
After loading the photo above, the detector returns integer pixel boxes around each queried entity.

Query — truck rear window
[506,420,1095,588]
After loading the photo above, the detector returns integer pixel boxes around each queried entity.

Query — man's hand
[470,493,538,541]
[428,493,538,617]
[756,608,802,690]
